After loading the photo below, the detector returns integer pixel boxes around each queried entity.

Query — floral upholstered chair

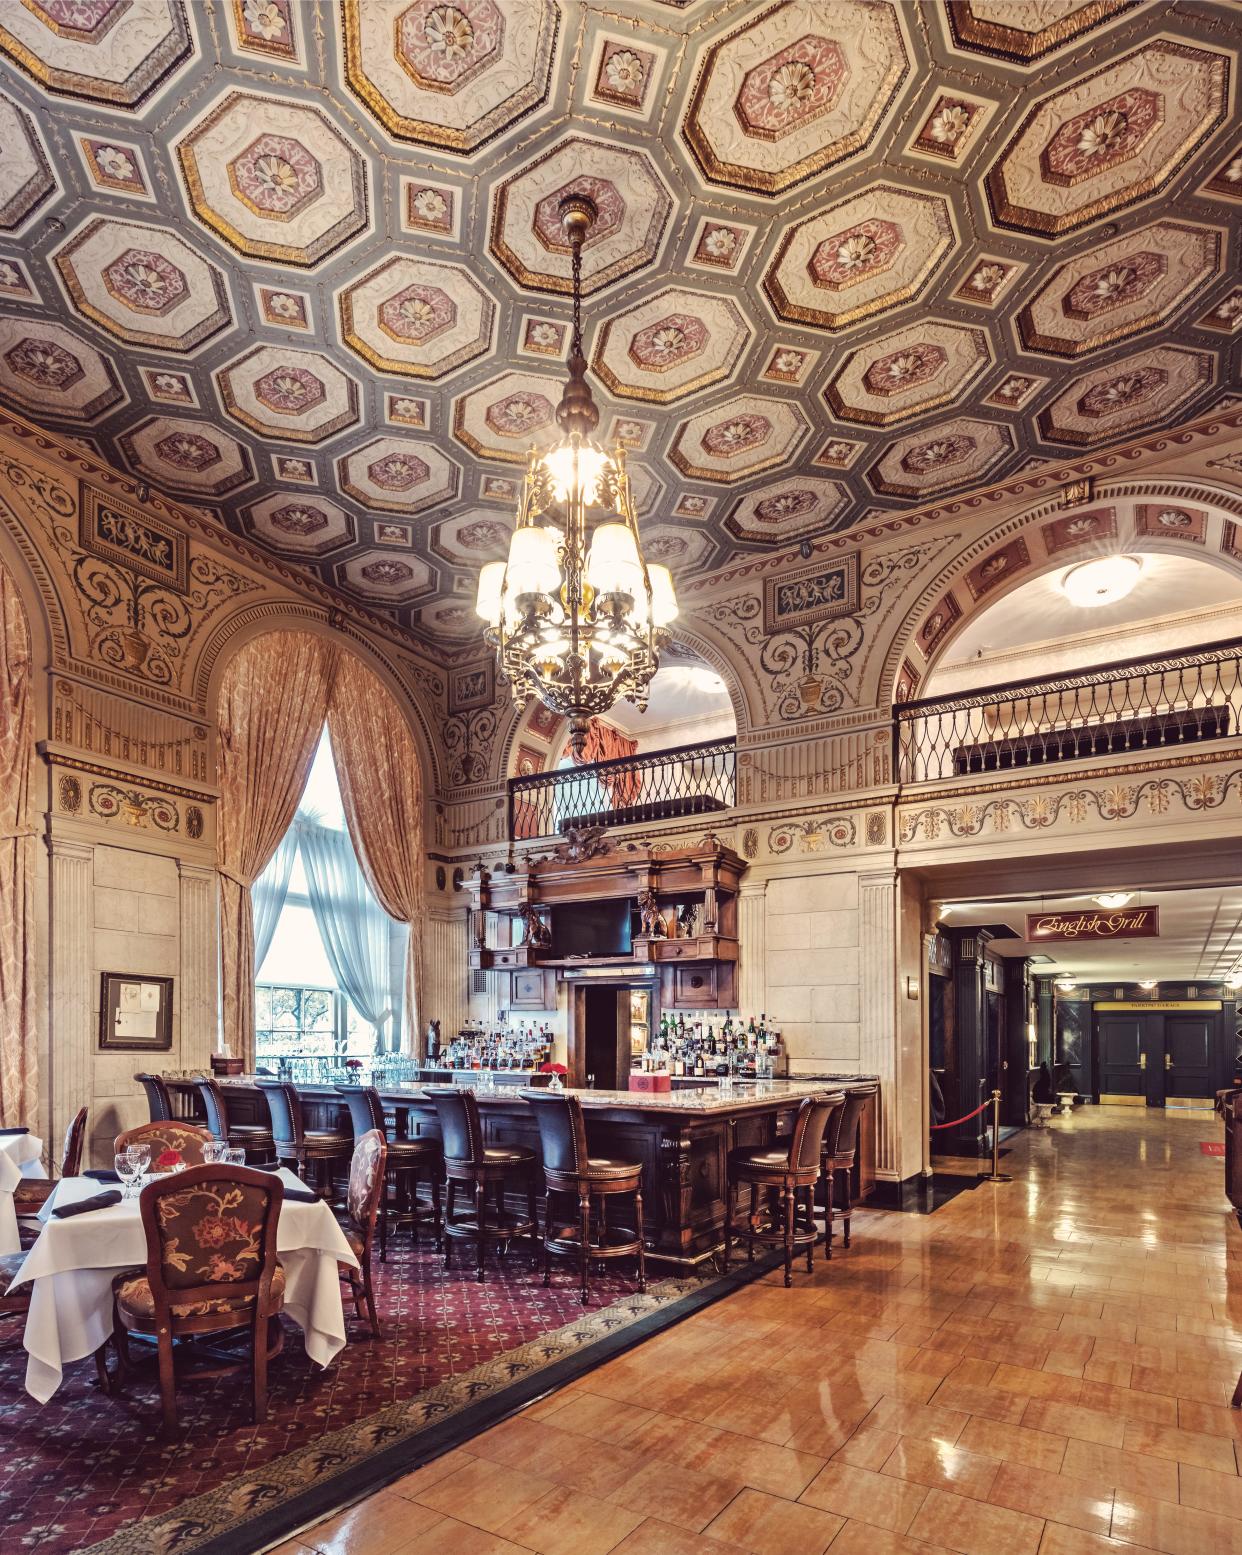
[114,1121,213,1172]
[340,1128,386,1338]
[111,1164,285,1431]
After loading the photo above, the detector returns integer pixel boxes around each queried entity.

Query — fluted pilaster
[422,909,470,1039]
[179,863,218,1071]
[859,869,898,1178]
[48,839,93,1165]
[738,881,767,1017]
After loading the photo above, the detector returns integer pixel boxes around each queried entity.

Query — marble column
[48,838,93,1169]
[859,869,899,1178]
[738,881,767,1018]
[179,863,218,1071]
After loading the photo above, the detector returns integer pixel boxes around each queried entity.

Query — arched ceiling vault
[0,0,1238,650]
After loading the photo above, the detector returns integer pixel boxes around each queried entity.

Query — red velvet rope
[929,1096,994,1130]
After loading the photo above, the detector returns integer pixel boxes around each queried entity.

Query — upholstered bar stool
[725,1091,845,1287]
[135,1073,174,1123]
[194,1077,276,1166]
[424,1086,536,1284]
[522,1088,645,1306]
[255,1080,353,1198]
[823,1082,878,1250]
[339,1086,442,1260]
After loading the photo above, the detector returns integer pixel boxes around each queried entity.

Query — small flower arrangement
[156,1149,183,1171]
[345,1059,363,1072]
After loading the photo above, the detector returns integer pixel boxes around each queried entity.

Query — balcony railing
[510,737,736,841]
[895,637,1242,786]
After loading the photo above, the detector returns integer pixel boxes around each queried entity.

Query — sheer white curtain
[252,829,297,974]
[298,819,408,1051]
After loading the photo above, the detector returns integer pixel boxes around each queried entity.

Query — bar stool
[339,1085,442,1260]
[725,1091,844,1287]
[522,1088,645,1306]
[424,1086,536,1284]
[823,1082,878,1250]
[194,1077,276,1166]
[135,1073,174,1123]
[255,1079,353,1198]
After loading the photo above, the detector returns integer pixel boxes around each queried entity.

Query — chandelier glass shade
[475,193,677,758]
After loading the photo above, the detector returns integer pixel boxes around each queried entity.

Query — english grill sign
[1025,907,1160,942]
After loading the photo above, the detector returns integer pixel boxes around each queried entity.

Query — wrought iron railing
[895,637,1242,785]
[509,737,736,841]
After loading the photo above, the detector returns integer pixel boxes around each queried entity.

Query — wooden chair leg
[444,1181,455,1270]
[578,1188,591,1306]
[94,1340,112,1395]
[379,1168,389,1264]
[634,1187,646,1293]
[542,1186,553,1288]
[527,1171,537,1251]
[841,1170,853,1248]
[431,1171,443,1250]
[782,1182,795,1288]
[803,1187,815,1274]
[475,1176,487,1284]
[156,1329,178,1434]
[363,1263,382,1339]
[349,1271,365,1321]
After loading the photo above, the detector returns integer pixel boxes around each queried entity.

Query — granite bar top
[371,1077,858,1114]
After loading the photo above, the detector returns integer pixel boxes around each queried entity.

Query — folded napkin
[83,1168,121,1184]
[281,1186,321,1204]
[0,1126,29,1136]
[53,1189,122,1218]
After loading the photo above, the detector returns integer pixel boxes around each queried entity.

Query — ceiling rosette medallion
[450,369,563,463]
[1016,219,1223,356]
[177,90,370,266]
[667,395,811,483]
[943,0,1143,64]
[215,346,360,444]
[825,320,992,427]
[241,494,356,557]
[490,134,675,297]
[1037,344,1215,446]
[338,255,496,381]
[725,476,851,546]
[52,217,232,354]
[0,91,57,232]
[763,182,955,330]
[986,39,1230,237]
[868,419,1014,497]
[342,0,558,154]
[337,435,459,514]
[591,286,753,404]
[0,0,194,108]
[0,317,124,425]
[119,415,255,498]
[337,549,434,605]
[682,0,910,195]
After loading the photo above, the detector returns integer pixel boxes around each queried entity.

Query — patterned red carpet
[0,1232,687,1555]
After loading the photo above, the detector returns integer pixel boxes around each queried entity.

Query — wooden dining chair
[114,1121,213,1170]
[339,1129,386,1338]
[111,1164,286,1431]
[14,1106,88,1219]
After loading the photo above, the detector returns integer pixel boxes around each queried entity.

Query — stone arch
[879,478,1242,707]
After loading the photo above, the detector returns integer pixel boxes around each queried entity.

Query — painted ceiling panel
[0,0,1237,649]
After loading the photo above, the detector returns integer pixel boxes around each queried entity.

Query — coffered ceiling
[0,0,1238,649]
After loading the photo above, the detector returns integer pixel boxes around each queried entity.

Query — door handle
[1165,1053,1173,1070]
[1140,1053,1147,1070]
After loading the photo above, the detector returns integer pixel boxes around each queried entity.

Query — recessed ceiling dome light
[1060,555,1141,608]
[1226,972,1242,990]
[1093,892,1134,909]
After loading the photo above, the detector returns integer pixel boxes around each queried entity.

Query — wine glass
[124,1143,150,1185]
[202,1140,228,1164]
[223,1147,246,1168]
[115,1152,140,1200]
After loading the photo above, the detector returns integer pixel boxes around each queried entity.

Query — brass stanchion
[984,1088,1012,1184]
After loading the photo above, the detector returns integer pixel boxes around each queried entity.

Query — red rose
[156,1149,182,1169]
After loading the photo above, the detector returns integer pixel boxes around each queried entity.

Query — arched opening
[0,556,36,1128]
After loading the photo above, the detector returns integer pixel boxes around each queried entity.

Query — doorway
[1096,1006,1218,1106]
[567,979,656,1089]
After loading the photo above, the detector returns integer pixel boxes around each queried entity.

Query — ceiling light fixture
[1060,554,1142,609]
[1226,971,1242,990]
[475,195,676,757]
[1137,979,1158,991]
[1054,975,1077,992]
[1092,892,1134,909]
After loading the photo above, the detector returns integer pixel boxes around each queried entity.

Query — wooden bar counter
[163,1075,878,1266]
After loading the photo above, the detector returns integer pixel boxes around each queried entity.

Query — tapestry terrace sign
[1025,907,1160,941]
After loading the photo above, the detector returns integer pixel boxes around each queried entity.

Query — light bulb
[1060,555,1141,608]
[1092,892,1134,909]
[474,561,505,626]
[542,440,609,505]
[647,564,678,626]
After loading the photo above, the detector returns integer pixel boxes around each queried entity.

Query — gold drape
[216,632,338,1068]
[0,568,35,1126]
[327,654,426,1055]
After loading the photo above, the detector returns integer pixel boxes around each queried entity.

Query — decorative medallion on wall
[768,815,856,854]
[1134,503,1206,544]
[448,659,496,714]
[1041,507,1119,555]
[763,552,860,632]
[185,805,204,840]
[963,536,1032,600]
[58,774,82,815]
[80,488,188,590]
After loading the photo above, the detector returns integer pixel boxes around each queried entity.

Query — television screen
[551,900,633,957]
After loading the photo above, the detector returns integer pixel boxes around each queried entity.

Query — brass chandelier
[475,194,677,759]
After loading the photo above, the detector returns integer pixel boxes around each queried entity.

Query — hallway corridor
[281,1107,1242,1555]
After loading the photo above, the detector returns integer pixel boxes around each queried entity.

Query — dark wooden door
[1097,1015,1148,1102]
[1164,1015,1214,1100]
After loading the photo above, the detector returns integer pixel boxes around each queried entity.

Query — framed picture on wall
[98,973,173,1052]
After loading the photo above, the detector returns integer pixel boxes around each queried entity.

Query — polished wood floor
[276,1106,1242,1555]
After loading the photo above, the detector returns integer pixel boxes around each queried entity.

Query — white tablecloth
[0,1131,45,1256]
[8,1169,357,1402]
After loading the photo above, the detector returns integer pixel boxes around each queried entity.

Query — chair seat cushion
[729,1145,794,1173]
[386,1137,440,1164]
[227,1124,272,1137]
[117,1261,286,1322]
[0,1250,28,1295]
[304,1131,351,1149]
[483,1145,536,1166]
[343,1225,365,1261]
[13,1179,53,1212]
[586,1156,642,1180]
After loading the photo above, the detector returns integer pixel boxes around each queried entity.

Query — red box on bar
[629,1071,671,1093]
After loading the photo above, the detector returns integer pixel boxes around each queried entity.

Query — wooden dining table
[8,1168,357,1403]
